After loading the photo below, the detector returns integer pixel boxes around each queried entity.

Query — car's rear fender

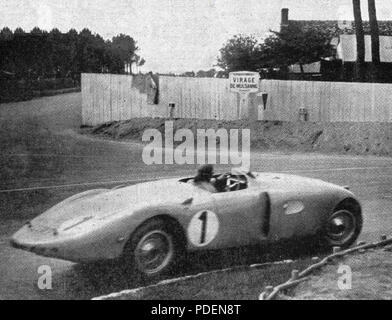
[267,188,356,241]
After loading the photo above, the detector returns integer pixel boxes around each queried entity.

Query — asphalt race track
[0,93,391,299]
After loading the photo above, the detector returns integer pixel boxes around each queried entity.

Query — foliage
[179,69,228,78]
[217,35,263,72]
[196,69,216,78]
[0,77,79,103]
[180,71,196,77]
[217,27,332,73]
[0,27,143,81]
[260,25,332,70]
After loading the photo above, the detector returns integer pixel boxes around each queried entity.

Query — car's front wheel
[123,218,185,279]
[323,208,362,249]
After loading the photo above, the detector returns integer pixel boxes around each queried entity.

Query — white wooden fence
[82,73,392,126]
[262,80,392,122]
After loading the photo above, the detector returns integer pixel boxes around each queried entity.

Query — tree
[29,27,49,78]
[11,27,30,78]
[64,29,79,79]
[14,27,25,35]
[130,53,146,74]
[196,69,216,78]
[0,28,14,73]
[107,34,145,74]
[215,70,228,78]
[49,28,67,77]
[368,0,380,82]
[111,34,137,63]
[181,71,195,77]
[353,0,366,81]
[0,26,144,81]
[260,25,332,77]
[217,27,332,77]
[217,35,262,72]
[0,27,13,40]
[77,28,107,74]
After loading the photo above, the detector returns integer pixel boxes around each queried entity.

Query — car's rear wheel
[323,208,362,249]
[123,218,185,279]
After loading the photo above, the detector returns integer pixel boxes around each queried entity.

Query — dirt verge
[83,118,392,157]
[290,246,392,300]
[93,259,312,300]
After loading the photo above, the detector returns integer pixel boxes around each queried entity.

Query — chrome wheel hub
[135,230,173,274]
[326,210,356,244]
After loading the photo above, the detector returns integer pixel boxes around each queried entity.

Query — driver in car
[191,165,228,193]
[191,164,217,193]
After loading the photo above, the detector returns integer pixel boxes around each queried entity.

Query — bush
[0,79,33,103]
[30,78,78,91]
[0,77,79,103]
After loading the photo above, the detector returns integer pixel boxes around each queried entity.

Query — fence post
[169,103,176,118]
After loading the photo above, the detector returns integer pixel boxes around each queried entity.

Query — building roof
[281,8,392,38]
[280,9,392,64]
[288,20,392,38]
[336,34,392,62]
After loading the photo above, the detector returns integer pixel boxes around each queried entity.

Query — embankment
[86,119,392,157]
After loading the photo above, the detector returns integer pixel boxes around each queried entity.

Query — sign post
[256,92,269,120]
[229,71,260,119]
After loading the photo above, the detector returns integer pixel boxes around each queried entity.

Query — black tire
[322,208,362,249]
[122,218,185,279]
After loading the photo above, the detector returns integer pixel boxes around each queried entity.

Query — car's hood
[31,178,198,229]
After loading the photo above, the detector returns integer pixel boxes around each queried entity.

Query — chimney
[281,8,289,27]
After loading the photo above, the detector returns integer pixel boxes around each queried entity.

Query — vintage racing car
[11,167,362,277]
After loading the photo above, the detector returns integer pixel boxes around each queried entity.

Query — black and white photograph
[1,0,391,304]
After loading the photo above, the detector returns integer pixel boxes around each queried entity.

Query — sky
[1,0,392,73]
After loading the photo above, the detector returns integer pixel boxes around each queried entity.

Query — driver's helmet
[194,164,214,182]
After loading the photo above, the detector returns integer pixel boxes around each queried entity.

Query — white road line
[0,165,391,194]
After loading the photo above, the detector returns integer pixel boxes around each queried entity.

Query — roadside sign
[229,71,260,119]
[229,71,260,93]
